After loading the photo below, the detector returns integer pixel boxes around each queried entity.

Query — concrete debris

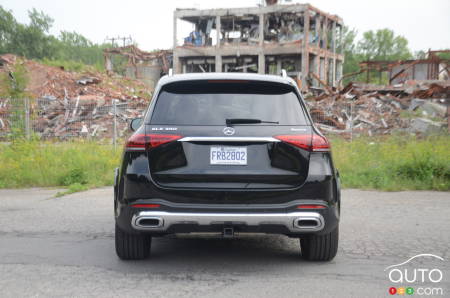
[103,45,172,88]
[306,80,449,136]
[409,118,446,134]
[0,54,152,101]
[28,98,147,138]
[0,54,152,139]
[76,76,102,85]
[359,50,450,85]
[416,102,447,118]
[408,98,426,111]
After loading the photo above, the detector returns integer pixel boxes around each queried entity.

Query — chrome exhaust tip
[135,217,164,228]
[294,216,324,231]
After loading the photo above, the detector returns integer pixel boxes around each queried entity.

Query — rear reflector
[132,204,161,208]
[311,134,331,152]
[297,204,326,209]
[126,134,147,150]
[126,134,182,150]
[274,134,330,152]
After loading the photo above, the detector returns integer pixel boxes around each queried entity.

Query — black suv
[114,73,340,261]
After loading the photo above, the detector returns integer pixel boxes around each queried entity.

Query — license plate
[210,146,247,165]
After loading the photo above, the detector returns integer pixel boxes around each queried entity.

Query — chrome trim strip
[178,137,280,142]
[132,211,324,232]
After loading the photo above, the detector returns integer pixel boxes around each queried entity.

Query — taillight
[125,134,182,150]
[126,134,148,150]
[311,134,330,152]
[274,134,330,152]
[274,135,311,150]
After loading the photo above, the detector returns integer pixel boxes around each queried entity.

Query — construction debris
[0,54,151,139]
[1,52,448,139]
[103,45,172,89]
[32,98,147,138]
[410,118,446,135]
[76,76,102,85]
[360,50,450,85]
[306,80,449,136]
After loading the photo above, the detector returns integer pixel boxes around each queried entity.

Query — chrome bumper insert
[132,211,324,232]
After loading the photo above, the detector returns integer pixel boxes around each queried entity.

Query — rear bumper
[115,199,339,236]
[131,211,325,233]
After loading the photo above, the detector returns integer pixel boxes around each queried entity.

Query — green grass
[39,58,103,73]
[0,136,449,193]
[0,139,120,191]
[55,183,90,197]
[330,136,450,191]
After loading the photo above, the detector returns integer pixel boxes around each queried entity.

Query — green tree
[1,7,57,59]
[56,31,107,67]
[341,27,360,77]
[0,7,16,52]
[357,28,412,61]
[0,5,107,69]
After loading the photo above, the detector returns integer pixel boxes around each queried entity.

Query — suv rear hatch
[144,80,314,189]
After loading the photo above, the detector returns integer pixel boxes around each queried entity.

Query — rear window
[149,80,309,126]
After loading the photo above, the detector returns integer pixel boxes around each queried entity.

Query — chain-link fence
[303,99,442,139]
[1,97,446,144]
[0,98,148,146]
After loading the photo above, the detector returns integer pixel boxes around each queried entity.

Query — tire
[300,226,339,261]
[115,223,151,260]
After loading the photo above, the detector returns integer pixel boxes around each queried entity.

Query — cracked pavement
[0,188,449,297]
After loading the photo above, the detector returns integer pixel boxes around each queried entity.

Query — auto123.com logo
[385,254,445,296]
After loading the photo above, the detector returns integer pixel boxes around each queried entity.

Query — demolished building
[359,50,450,85]
[103,45,172,89]
[173,2,344,90]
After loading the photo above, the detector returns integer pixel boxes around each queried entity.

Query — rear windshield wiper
[226,118,279,126]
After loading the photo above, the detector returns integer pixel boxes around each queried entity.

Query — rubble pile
[0,96,149,139]
[306,80,449,136]
[0,54,152,138]
[22,59,151,101]
[32,98,147,138]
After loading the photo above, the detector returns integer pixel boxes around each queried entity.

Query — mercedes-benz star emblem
[223,127,235,136]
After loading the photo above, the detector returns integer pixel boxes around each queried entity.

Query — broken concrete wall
[391,62,430,84]
[414,63,428,81]
[125,63,161,90]
[104,46,172,90]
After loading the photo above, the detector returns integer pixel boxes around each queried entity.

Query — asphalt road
[0,188,449,297]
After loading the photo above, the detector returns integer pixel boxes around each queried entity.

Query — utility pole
[105,36,133,48]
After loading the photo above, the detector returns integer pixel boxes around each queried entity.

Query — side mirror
[130,118,143,132]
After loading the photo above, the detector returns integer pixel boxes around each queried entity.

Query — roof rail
[281,69,287,78]
[168,68,173,76]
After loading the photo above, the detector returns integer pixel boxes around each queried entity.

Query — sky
[2,0,449,53]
